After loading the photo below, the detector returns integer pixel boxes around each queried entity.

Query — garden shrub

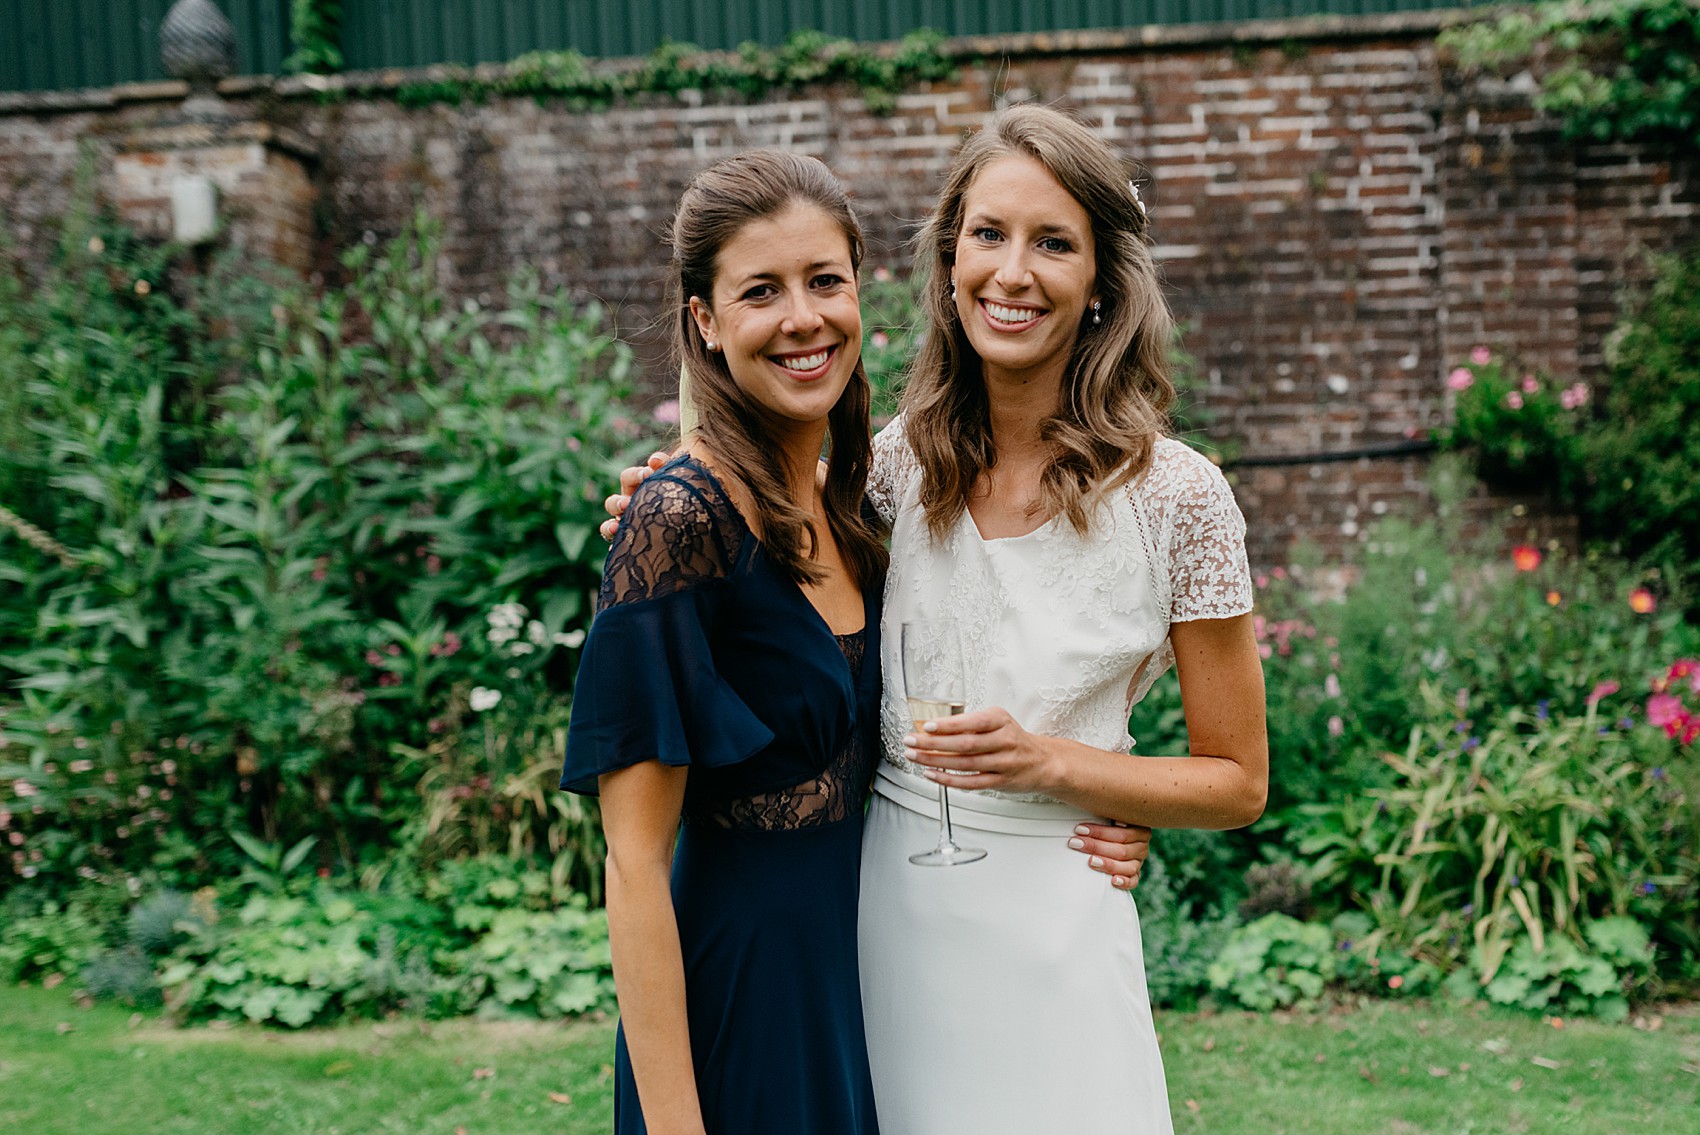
[1206,913,1335,1011]
[0,207,648,897]
[1134,834,1240,1010]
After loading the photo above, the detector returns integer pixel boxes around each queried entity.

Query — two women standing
[567,105,1268,1135]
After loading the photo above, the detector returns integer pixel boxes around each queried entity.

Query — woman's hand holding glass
[905,706,1152,890]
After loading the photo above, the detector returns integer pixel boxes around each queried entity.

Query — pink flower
[1586,681,1620,706]
[1470,346,1492,365]
[1324,674,1342,699]
[365,650,383,666]
[1446,368,1474,391]
[1646,693,1684,730]
[1629,588,1657,615]
[426,555,442,575]
[1504,391,1524,410]
[1511,545,1542,572]
[874,266,893,282]
[871,331,890,349]
[653,399,681,424]
[1520,375,1539,394]
[1327,715,1344,738]
[1560,383,1589,410]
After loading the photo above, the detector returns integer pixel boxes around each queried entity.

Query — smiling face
[951,153,1098,387]
[689,203,862,432]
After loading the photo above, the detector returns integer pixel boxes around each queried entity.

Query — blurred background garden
[2,1,1698,1132]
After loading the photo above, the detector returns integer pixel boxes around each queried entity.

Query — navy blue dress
[562,455,881,1135]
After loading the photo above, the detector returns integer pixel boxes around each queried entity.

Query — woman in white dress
[855,105,1267,1134]
[603,105,1266,1131]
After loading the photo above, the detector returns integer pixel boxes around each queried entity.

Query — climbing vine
[1441,0,1700,150]
[379,29,955,114]
[285,0,343,75]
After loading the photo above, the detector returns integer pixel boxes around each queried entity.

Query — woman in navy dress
[561,150,887,1135]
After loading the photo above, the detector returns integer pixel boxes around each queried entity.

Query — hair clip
[1128,180,1148,220]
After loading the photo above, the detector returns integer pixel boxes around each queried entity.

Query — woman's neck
[982,361,1062,461]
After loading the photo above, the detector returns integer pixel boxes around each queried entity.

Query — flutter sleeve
[1165,447,1255,622]
[559,469,773,795]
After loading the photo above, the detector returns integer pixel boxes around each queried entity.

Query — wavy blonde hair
[670,149,887,588]
[902,104,1176,540]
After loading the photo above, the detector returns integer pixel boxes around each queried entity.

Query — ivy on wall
[369,29,955,114]
[1440,0,1700,150]
[285,0,343,75]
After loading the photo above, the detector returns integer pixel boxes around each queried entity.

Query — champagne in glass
[900,622,987,867]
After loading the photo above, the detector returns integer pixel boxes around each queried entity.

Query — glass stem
[938,780,956,849]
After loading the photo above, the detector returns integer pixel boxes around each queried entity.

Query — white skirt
[858,764,1174,1135]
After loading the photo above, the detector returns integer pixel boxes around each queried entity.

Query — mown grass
[1,983,1695,1134]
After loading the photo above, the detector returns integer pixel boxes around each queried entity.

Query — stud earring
[949,281,956,299]
[706,340,719,352]
[1091,300,1102,327]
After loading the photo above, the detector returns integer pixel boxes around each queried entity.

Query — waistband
[871,762,1100,837]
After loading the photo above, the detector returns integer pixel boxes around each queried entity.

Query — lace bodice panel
[592,456,878,833]
[695,632,872,831]
[870,417,1253,803]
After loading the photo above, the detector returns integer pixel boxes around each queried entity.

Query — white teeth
[776,349,830,371]
[985,301,1043,325]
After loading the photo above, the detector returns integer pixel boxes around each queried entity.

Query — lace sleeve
[599,463,745,610]
[867,414,917,528]
[1156,441,1254,622]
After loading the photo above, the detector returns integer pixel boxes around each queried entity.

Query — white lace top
[869,415,1254,804]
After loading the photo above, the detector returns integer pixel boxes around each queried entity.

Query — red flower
[1629,588,1657,614]
[1511,545,1542,572]
[1586,681,1620,706]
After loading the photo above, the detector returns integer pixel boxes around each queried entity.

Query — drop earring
[1091,300,1102,327]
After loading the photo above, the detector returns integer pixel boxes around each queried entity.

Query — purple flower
[1508,875,1520,887]
[1536,700,1550,721]
[1618,718,1635,731]
[1462,736,1481,751]
[1652,767,1668,781]
[1641,882,1657,895]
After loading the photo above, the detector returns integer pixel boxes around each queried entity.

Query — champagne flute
[900,621,988,867]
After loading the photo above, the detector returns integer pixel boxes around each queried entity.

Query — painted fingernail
[1089,856,1104,868]
[1113,875,1128,887]
[902,735,916,747]
[1068,838,1085,850]
[921,721,938,733]
[1074,825,1091,836]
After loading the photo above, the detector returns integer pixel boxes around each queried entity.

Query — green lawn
[1,983,1695,1134]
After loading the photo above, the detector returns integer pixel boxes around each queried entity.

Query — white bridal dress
[858,416,1253,1135]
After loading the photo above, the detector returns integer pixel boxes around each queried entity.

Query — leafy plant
[388,29,956,115]
[0,207,643,897]
[1436,348,1587,496]
[284,0,343,75]
[1441,0,1700,150]
[1459,916,1657,1021]
[1206,913,1335,1011]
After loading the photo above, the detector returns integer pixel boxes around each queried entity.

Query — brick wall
[2,15,1695,567]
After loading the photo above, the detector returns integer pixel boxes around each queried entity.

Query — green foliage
[1436,353,1586,496]
[388,29,955,115]
[450,903,614,1019]
[1442,0,1700,150]
[284,0,343,75]
[1294,693,1694,999]
[859,267,923,423]
[1581,251,1700,588]
[1206,913,1335,1011]
[1461,916,1656,1021]
[0,206,645,896]
[147,855,614,1028]
[1135,839,1240,1010]
[0,898,107,983]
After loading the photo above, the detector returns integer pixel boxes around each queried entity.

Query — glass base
[908,843,988,867]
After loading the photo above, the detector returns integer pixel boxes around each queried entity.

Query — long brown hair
[902,104,1177,540]
[670,148,887,588]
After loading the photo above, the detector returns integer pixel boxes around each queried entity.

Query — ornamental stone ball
[160,0,239,87]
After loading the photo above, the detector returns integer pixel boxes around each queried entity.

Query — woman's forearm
[1042,737,1267,830]
[605,858,706,1135]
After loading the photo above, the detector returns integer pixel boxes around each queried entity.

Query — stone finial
[161,0,238,118]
